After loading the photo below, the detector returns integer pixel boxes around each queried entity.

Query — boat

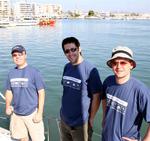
[0,18,10,28]
[0,21,16,28]
[38,18,56,26]
[14,18,38,26]
[0,21,9,28]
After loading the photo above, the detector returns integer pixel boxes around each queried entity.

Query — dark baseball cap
[11,45,26,54]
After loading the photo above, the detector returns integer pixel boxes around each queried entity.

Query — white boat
[14,18,38,26]
[0,22,9,28]
[0,18,38,28]
[0,20,16,28]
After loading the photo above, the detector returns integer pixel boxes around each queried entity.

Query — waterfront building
[39,4,62,18]
[13,0,33,20]
[142,13,150,19]
[32,3,41,19]
[0,0,11,20]
[12,2,62,20]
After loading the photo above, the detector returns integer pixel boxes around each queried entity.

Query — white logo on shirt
[107,94,128,114]
[62,76,81,90]
[10,78,28,87]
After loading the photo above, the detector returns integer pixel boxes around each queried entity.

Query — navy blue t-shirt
[5,65,45,116]
[60,60,102,126]
[102,76,150,141]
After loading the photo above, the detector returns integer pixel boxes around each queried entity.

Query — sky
[13,0,150,13]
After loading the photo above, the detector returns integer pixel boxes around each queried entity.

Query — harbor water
[0,19,150,140]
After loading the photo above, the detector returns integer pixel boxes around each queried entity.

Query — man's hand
[89,118,94,128]
[32,112,42,123]
[5,106,13,115]
[122,137,138,141]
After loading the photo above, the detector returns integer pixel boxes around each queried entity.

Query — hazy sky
[14,0,150,13]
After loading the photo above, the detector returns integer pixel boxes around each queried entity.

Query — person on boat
[60,37,103,141]
[102,46,150,141]
[4,45,45,141]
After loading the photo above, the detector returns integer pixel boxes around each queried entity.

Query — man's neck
[17,63,28,69]
[116,74,131,85]
[72,55,84,65]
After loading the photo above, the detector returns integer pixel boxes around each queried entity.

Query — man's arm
[5,90,13,115]
[143,124,150,141]
[102,99,107,127]
[33,89,45,123]
[89,93,101,127]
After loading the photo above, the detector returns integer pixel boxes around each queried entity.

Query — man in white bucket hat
[107,46,136,69]
[101,46,150,141]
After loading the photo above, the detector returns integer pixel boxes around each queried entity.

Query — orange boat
[39,19,56,26]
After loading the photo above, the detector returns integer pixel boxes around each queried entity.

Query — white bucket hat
[107,46,136,69]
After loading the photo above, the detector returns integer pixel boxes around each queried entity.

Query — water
[0,19,150,140]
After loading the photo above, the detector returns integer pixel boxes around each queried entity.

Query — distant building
[39,4,62,18]
[13,2,62,19]
[13,1,33,20]
[0,0,11,20]
[32,3,40,18]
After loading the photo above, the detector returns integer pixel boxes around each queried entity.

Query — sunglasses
[64,48,77,54]
[111,61,129,67]
[12,53,24,57]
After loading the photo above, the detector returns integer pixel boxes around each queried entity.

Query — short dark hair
[62,37,80,52]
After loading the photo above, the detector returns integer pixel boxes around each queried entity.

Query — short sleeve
[4,74,11,91]
[34,70,45,91]
[88,68,102,95]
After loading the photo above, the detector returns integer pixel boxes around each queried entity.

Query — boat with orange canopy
[38,18,56,26]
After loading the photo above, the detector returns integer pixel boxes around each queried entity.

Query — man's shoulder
[130,77,149,91]
[8,67,18,75]
[64,62,71,70]
[8,67,16,73]
[130,77,146,87]
[81,60,98,73]
[83,60,95,67]
[104,75,114,82]
[26,65,40,73]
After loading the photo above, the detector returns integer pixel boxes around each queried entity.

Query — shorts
[10,110,45,141]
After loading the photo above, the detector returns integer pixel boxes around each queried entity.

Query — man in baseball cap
[5,45,45,141]
[101,46,150,141]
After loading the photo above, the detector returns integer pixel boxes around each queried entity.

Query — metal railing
[0,98,61,141]
[0,93,101,141]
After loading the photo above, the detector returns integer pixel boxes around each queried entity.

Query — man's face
[111,58,133,80]
[12,51,27,67]
[63,43,80,65]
